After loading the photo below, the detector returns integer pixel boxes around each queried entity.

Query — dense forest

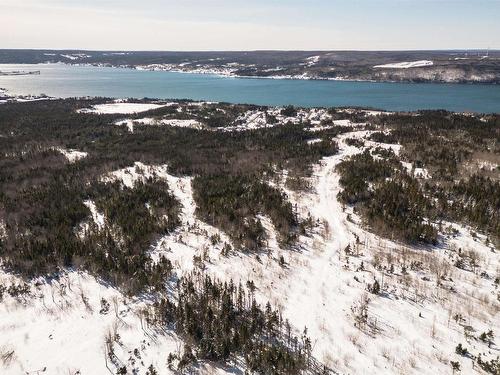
[380,112,499,242]
[335,111,499,245]
[148,272,327,374]
[0,99,343,289]
[193,175,300,249]
[337,150,437,244]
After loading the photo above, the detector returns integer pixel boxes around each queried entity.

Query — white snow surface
[305,55,321,66]
[83,200,105,230]
[55,147,88,163]
[0,220,6,240]
[60,53,91,60]
[115,118,203,133]
[78,103,167,114]
[374,60,434,69]
[0,270,186,375]
[259,132,498,374]
[401,161,432,179]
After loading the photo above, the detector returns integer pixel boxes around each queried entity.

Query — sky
[1,0,499,50]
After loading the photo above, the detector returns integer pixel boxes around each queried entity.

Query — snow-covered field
[1,117,498,375]
[115,118,203,132]
[60,53,91,60]
[77,102,167,114]
[374,60,434,69]
[305,56,321,66]
[55,147,88,163]
[220,107,336,132]
[0,270,185,374]
[401,161,431,179]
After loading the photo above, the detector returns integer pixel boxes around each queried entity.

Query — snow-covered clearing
[363,110,393,117]
[307,138,323,145]
[78,103,167,115]
[82,200,105,230]
[219,110,271,131]
[55,147,88,163]
[0,270,184,375]
[217,108,327,132]
[374,60,434,69]
[0,269,235,375]
[115,118,203,133]
[336,108,394,117]
[77,199,104,239]
[305,55,321,66]
[0,220,6,240]
[306,119,365,133]
[103,162,169,189]
[0,162,242,375]
[157,119,202,128]
[401,161,432,179]
[60,53,91,60]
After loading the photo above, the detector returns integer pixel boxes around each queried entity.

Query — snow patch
[77,103,167,115]
[307,138,323,145]
[83,200,105,230]
[60,53,91,60]
[305,55,320,66]
[401,161,431,179]
[0,220,6,239]
[374,60,434,69]
[55,148,88,163]
[115,118,203,133]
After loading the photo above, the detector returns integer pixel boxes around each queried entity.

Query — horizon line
[1,48,498,53]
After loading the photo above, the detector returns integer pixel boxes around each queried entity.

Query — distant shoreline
[3,61,499,85]
[0,70,40,76]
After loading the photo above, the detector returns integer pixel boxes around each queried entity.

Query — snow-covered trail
[316,140,355,249]
[315,130,375,249]
[280,131,372,370]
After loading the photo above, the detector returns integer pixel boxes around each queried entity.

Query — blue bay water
[0,64,499,113]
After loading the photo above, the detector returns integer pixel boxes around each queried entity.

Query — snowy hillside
[0,99,498,375]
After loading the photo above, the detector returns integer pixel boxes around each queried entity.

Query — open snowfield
[55,147,88,163]
[115,118,203,132]
[77,103,167,114]
[0,271,184,374]
[305,56,321,66]
[374,60,434,69]
[1,113,498,375]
